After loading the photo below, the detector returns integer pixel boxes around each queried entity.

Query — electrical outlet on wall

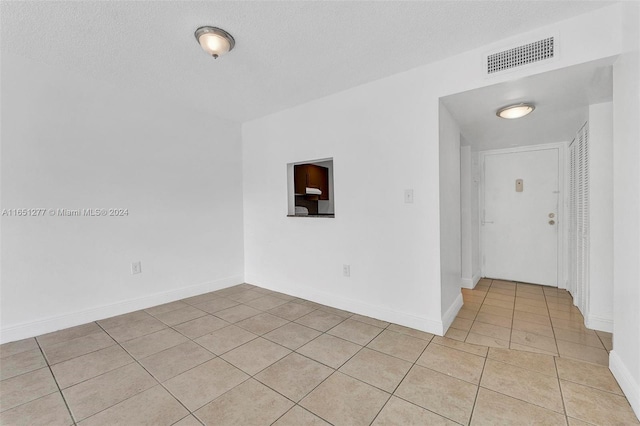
[131,261,142,275]
[404,189,414,203]
[343,264,350,277]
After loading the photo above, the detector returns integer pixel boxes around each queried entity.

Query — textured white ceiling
[442,58,614,151]
[1,1,614,122]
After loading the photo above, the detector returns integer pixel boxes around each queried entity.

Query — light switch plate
[343,264,350,277]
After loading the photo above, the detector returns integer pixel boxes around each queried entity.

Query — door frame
[478,142,568,288]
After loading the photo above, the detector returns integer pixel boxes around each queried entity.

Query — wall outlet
[404,189,414,203]
[343,264,350,277]
[131,261,142,275]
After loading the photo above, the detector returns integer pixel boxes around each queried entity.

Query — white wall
[439,104,463,325]
[0,2,626,345]
[242,4,626,336]
[460,144,480,289]
[0,54,245,343]
[460,145,472,286]
[586,102,614,332]
[471,152,481,283]
[243,68,444,333]
[610,2,640,418]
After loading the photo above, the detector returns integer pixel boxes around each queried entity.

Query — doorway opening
[438,58,614,335]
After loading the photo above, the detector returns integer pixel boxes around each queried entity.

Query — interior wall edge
[461,274,481,290]
[0,275,244,344]
[441,292,463,335]
[244,280,445,336]
[610,350,640,419]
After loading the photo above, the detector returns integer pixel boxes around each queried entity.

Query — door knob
[549,220,556,225]
[548,213,555,218]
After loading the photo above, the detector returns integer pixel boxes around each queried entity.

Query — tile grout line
[493,280,558,354]
[94,319,271,424]
[33,334,79,426]
[365,332,432,425]
[552,356,570,423]
[268,405,336,426]
[508,281,517,350]
[171,414,204,426]
[388,335,485,425]
[286,317,393,424]
[60,325,215,390]
[467,278,513,348]
[551,366,628,397]
[465,279,489,345]
[367,333,453,425]
[467,350,491,426]
[92,321,199,422]
[510,283,553,347]
[467,279,487,326]
[365,392,393,425]
[37,329,118,366]
[594,330,611,352]
[542,288,562,356]
[478,345,572,418]
[32,330,130,392]
[257,312,368,426]
[99,313,273,423]
[115,306,273,418]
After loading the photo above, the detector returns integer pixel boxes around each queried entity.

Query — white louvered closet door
[568,123,589,314]
[568,143,577,297]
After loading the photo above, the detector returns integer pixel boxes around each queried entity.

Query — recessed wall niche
[287,158,335,217]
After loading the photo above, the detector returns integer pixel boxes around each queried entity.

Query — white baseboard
[461,273,481,289]
[0,275,244,344]
[473,273,481,287]
[247,281,444,336]
[442,293,464,334]
[586,313,614,333]
[610,350,640,421]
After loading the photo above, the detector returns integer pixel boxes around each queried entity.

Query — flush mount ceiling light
[194,26,235,58]
[496,103,535,119]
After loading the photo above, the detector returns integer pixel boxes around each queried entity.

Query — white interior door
[482,148,559,286]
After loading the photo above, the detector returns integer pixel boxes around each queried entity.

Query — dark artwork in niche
[294,163,329,215]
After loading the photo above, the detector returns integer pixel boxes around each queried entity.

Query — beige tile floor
[449,278,613,366]
[0,282,637,425]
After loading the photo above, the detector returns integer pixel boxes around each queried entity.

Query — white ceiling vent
[487,37,555,74]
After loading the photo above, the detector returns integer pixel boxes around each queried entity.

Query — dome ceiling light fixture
[496,103,536,119]
[194,26,235,59]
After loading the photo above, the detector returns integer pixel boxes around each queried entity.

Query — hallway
[448,279,611,365]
